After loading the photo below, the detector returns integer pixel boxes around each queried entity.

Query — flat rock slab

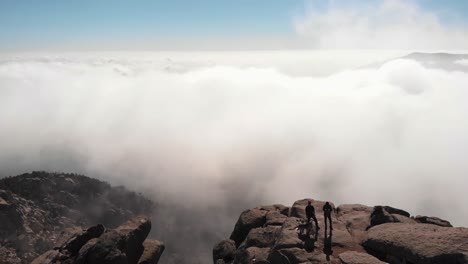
[339,251,386,264]
[266,210,288,226]
[363,223,468,264]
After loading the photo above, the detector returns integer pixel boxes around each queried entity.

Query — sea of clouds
[2,1,468,262]
[1,50,467,262]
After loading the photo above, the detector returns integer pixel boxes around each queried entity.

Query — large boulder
[116,216,152,263]
[77,216,152,264]
[243,226,281,248]
[138,240,165,264]
[363,223,468,264]
[75,230,128,264]
[32,216,164,264]
[370,206,415,228]
[230,208,268,246]
[62,224,105,255]
[382,206,410,217]
[266,210,288,226]
[273,217,304,250]
[370,206,395,227]
[336,204,372,243]
[213,239,237,264]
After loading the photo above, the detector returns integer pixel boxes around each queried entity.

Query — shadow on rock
[297,221,318,253]
[322,233,333,261]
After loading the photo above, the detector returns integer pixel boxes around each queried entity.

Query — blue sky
[0,0,467,50]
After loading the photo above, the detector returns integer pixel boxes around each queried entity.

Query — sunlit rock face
[0,171,155,263]
[214,198,467,264]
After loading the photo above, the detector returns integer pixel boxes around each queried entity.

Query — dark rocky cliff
[0,171,160,263]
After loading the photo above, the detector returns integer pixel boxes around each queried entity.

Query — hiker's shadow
[296,222,318,252]
[323,231,333,261]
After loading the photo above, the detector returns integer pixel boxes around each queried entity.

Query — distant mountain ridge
[362,52,468,72]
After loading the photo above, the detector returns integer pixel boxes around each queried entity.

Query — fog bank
[1,51,467,262]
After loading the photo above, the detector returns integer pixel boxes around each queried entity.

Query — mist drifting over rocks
[1,51,468,263]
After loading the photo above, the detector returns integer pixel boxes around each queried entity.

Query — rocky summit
[0,171,161,263]
[214,199,468,264]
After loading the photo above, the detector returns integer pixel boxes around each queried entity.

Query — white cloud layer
[295,0,468,49]
[0,51,467,228]
[455,59,468,66]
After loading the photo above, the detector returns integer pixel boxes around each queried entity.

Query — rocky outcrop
[214,198,467,264]
[0,171,156,263]
[32,216,165,264]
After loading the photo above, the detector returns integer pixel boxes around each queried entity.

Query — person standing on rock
[306,201,319,231]
[323,202,333,232]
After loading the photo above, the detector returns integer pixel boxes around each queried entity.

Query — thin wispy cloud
[295,0,468,49]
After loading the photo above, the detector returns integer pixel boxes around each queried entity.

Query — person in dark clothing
[323,202,333,232]
[305,201,319,231]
